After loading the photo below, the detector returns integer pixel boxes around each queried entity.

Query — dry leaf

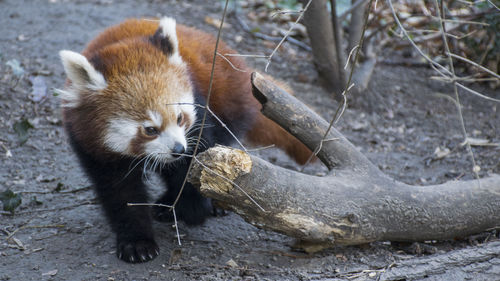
[226,258,239,268]
[42,269,58,276]
[433,147,451,159]
[204,16,231,29]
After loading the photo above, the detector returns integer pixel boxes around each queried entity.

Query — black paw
[152,202,208,225]
[211,201,227,217]
[152,205,174,222]
[152,193,211,225]
[117,239,159,263]
[181,209,208,225]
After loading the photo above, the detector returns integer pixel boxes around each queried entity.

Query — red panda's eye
[177,113,184,126]
[144,126,159,136]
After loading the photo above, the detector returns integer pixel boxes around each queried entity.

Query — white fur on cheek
[179,93,196,128]
[104,118,139,153]
[144,125,187,161]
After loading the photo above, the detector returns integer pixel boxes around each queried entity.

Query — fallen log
[379,241,500,281]
[188,72,500,250]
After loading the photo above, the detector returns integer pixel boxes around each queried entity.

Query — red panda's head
[58,17,196,162]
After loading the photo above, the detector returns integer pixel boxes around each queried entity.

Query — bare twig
[345,45,360,69]
[339,0,369,21]
[486,0,500,10]
[127,202,182,245]
[19,185,92,194]
[216,52,248,72]
[387,1,451,78]
[265,0,313,72]
[171,0,231,211]
[434,0,480,181]
[447,53,500,80]
[302,0,373,169]
[456,83,500,103]
[0,201,96,215]
[223,54,268,58]
[166,102,249,152]
[331,0,348,85]
[6,224,65,241]
[430,17,490,26]
[232,11,311,51]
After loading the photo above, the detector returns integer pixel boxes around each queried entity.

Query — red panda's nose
[172,142,185,157]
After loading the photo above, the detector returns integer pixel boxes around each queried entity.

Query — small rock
[226,258,238,268]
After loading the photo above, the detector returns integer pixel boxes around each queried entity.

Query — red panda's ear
[59,50,107,91]
[150,17,183,65]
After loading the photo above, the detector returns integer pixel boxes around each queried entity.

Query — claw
[129,255,135,263]
[140,254,147,261]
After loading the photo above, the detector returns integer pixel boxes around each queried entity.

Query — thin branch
[232,11,311,51]
[456,83,500,103]
[345,45,360,69]
[166,102,249,152]
[302,0,373,169]
[172,208,181,245]
[331,0,348,86]
[6,224,65,241]
[271,10,302,17]
[0,201,96,215]
[448,53,500,80]
[246,144,275,152]
[434,0,480,182]
[388,1,452,78]
[265,0,313,72]
[216,52,248,72]
[339,0,369,21]
[223,54,269,58]
[445,30,478,40]
[486,0,500,10]
[430,17,490,26]
[127,202,181,245]
[171,0,231,209]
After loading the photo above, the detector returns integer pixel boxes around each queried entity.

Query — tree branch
[188,74,500,250]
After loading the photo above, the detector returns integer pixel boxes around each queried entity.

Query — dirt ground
[1,0,500,280]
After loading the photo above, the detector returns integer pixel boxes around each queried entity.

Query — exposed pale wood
[188,73,500,250]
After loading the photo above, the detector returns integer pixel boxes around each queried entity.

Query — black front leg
[70,139,158,263]
[153,159,212,225]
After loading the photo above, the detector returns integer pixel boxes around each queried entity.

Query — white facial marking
[147,110,163,128]
[104,118,139,153]
[158,17,183,65]
[178,93,196,128]
[144,125,187,161]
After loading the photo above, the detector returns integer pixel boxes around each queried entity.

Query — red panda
[59,17,312,263]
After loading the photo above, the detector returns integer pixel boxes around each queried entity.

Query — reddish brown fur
[69,18,312,164]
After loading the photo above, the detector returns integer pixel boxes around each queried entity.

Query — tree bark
[379,241,500,281]
[348,0,368,54]
[188,73,500,250]
[299,0,345,98]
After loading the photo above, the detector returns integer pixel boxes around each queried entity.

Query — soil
[1,0,499,280]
